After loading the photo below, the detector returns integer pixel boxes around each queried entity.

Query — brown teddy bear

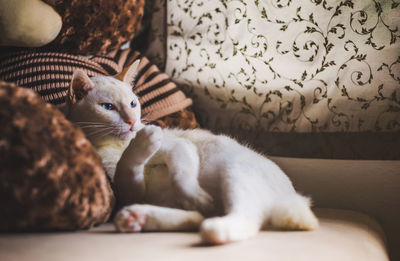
[0,0,198,231]
[43,0,144,55]
[0,81,114,231]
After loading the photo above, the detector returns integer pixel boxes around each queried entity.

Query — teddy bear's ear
[68,70,94,103]
[115,60,140,86]
[0,0,62,47]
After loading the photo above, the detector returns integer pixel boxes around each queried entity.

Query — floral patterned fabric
[144,0,400,159]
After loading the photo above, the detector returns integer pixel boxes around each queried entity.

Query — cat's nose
[126,118,136,130]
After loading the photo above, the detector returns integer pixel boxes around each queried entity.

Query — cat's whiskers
[140,113,151,125]
[75,122,112,128]
[141,111,152,119]
[95,129,116,139]
[75,122,117,136]
[140,116,150,125]
[82,122,131,140]
[85,127,116,138]
[79,125,111,129]
[116,123,130,137]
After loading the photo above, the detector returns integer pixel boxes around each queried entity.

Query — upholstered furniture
[0,0,398,260]
[0,209,389,261]
[139,1,399,259]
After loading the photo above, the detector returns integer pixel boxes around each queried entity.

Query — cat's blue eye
[130,100,137,108]
[101,103,115,111]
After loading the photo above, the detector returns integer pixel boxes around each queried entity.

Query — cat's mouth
[117,122,145,140]
[118,129,135,140]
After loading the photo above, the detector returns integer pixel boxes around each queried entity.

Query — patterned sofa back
[141,0,400,159]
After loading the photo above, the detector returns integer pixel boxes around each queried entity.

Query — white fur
[66,73,319,245]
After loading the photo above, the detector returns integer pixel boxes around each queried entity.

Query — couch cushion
[271,157,400,261]
[0,209,388,261]
[0,48,192,122]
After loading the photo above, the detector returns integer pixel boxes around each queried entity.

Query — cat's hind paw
[179,186,215,215]
[194,188,215,215]
[200,218,233,245]
[200,216,259,245]
[114,207,147,233]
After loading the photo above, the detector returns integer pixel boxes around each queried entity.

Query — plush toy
[0,0,62,47]
[42,0,144,55]
[0,81,114,231]
[0,0,198,231]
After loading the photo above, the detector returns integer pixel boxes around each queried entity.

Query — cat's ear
[115,60,140,86]
[68,70,94,103]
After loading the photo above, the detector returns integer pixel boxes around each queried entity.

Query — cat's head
[66,60,145,142]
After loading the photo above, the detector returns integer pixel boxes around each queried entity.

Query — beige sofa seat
[0,208,388,261]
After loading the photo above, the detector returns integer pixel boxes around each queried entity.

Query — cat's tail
[269,194,319,230]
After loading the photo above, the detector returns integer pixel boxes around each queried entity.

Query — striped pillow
[0,48,193,123]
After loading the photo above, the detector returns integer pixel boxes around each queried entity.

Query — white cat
[65,61,318,244]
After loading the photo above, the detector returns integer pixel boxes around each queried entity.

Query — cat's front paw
[135,125,163,153]
[124,125,163,164]
[114,206,147,232]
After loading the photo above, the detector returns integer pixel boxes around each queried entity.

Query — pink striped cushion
[0,48,192,122]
